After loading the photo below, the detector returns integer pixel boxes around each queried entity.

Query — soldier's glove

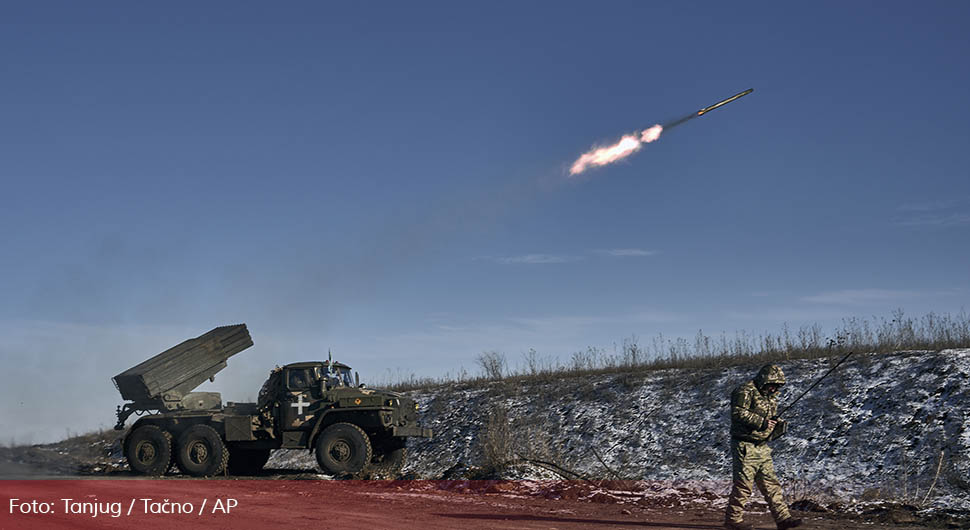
[768,418,788,441]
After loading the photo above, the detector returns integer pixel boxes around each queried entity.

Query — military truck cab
[267,362,359,436]
[114,325,431,478]
[260,361,429,475]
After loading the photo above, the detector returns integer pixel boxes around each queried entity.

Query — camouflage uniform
[725,364,794,527]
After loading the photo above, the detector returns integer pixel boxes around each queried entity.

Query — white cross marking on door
[291,394,310,415]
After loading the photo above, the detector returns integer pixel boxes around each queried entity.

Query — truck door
[281,367,316,430]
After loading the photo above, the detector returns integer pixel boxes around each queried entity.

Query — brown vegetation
[380,309,970,392]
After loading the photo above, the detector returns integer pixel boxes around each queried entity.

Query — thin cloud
[725,308,852,322]
[748,290,791,298]
[375,310,683,351]
[511,310,683,329]
[594,248,659,257]
[485,254,584,265]
[801,288,959,305]
[895,197,970,227]
[897,197,968,212]
[894,213,970,227]
[479,248,658,265]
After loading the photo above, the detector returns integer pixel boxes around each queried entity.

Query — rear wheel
[315,423,372,476]
[125,425,172,476]
[175,424,229,477]
[226,446,271,475]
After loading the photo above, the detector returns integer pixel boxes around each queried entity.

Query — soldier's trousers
[725,439,791,523]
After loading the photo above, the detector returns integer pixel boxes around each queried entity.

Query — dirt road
[0,479,946,530]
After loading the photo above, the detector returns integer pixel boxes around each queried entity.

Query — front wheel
[315,423,372,476]
[175,424,229,477]
[125,425,172,476]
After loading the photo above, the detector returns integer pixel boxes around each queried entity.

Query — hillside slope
[394,349,969,512]
[6,348,964,518]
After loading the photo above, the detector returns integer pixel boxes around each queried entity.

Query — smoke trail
[569,124,663,176]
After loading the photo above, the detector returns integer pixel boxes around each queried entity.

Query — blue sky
[2,2,968,442]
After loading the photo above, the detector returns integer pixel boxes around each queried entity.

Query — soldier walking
[724,364,802,530]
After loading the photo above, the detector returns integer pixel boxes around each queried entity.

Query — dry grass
[380,309,970,392]
[477,404,512,473]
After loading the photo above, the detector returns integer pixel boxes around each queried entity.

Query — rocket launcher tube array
[112,324,253,406]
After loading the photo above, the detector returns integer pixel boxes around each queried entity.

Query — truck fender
[307,407,392,448]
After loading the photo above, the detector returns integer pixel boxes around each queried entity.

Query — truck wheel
[227,447,271,475]
[315,423,372,476]
[125,425,172,476]
[175,424,229,477]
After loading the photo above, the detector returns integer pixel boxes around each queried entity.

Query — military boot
[776,517,803,529]
[724,521,754,530]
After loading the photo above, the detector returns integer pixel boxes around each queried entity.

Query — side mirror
[355,371,360,387]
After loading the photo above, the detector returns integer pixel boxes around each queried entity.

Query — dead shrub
[478,404,512,472]
[476,351,506,381]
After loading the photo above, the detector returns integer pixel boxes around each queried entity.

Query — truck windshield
[338,368,354,387]
[325,366,355,387]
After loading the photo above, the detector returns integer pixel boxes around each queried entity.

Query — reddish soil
[0,480,949,530]
[2,433,965,528]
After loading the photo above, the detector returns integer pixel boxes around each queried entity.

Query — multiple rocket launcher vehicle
[113,324,431,477]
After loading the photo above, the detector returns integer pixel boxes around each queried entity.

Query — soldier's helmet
[755,364,786,388]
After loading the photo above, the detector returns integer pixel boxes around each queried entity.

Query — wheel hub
[330,440,351,462]
[136,441,156,463]
[189,442,209,464]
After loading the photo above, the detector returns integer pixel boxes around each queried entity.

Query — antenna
[778,351,855,418]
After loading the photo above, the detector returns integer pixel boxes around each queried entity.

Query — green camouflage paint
[725,364,792,525]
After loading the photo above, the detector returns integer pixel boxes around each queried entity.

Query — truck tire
[125,425,172,476]
[315,423,372,476]
[175,424,229,477]
[226,447,271,475]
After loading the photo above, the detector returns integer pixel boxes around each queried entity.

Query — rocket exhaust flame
[568,88,753,176]
[569,125,663,176]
